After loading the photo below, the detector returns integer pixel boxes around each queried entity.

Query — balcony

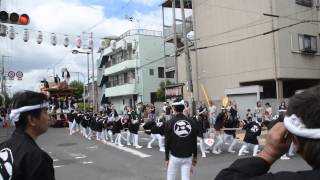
[105,83,136,97]
[161,0,192,9]
[164,16,193,46]
[104,59,137,76]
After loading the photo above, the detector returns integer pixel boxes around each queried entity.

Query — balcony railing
[105,83,136,97]
[119,29,162,39]
[163,16,193,40]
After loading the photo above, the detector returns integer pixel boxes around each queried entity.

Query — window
[166,71,175,79]
[158,67,165,78]
[124,72,128,84]
[296,0,313,7]
[298,34,317,53]
[149,69,154,76]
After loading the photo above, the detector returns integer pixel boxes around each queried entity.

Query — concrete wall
[137,35,174,103]
[274,0,320,79]
[180,0,320,103]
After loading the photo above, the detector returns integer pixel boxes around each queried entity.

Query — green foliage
[156,80,172,102]
[69,81,84,99]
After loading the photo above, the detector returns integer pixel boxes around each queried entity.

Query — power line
[195,6,316,43]
[197,20,319,50]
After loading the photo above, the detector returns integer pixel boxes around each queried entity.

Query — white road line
[104,142,152,158]
[75,155,87,159]
[54,165,65,168]
[82,161,94,165]
[87,146,98,150]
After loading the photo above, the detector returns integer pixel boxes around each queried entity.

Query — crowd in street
[1,85,320,180]
[46,95,296,160]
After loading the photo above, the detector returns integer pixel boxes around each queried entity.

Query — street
[14,127,309,180]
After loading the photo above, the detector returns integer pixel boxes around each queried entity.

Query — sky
[0,0,183,95]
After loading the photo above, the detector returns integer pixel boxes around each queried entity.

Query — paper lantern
[88,37,93,49]
[76,36,82,48]
[23,29,29,42]
[51,33,57,46]
[36,31,43,44]
[63,35,69,47]
[8,26,15,40]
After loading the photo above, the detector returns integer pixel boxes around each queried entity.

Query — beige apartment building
[164,0,320,117]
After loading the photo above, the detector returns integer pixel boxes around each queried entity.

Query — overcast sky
[0,0,183,95]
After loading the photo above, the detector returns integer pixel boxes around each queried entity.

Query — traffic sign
[16,71,23,80]
[7,71,15,80]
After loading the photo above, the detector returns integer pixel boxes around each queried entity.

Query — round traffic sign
[16,71,23,78]
[7,71,15,78]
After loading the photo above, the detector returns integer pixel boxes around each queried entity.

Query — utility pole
[90,32,96,112]
[180,0,194,115]
[1,56,10,95]
[172,0,178,83]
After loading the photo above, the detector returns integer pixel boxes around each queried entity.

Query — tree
[156,80,172,102]
[69,81,84,100]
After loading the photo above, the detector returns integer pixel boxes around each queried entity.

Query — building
[97,29,174,111]
[167,0,320,117]
[161,0,193,101]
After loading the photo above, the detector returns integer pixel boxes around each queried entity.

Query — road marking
[104,142,152,158]
[82,161,94,165]
[87,146,98,150]
[75,155,87,159]
[54,165,65,168]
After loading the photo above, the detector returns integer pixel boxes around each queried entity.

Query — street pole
[90,32,96,112]
[192,0,200,103]
[86,53,90,112]
[172,0,178,83]
[179,0,194,116]
[1,56,4,94]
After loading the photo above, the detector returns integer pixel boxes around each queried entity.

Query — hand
[192,158,197,166]
[258,122,293,165]
[165,161,169,168]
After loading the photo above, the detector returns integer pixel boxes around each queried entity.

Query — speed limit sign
[8,71,15,80]
[16,71,23,80]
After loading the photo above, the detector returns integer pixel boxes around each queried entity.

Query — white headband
[172,100,185,106]
[10,102,49,122]
[284,114,320,139]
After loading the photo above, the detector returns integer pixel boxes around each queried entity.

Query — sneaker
[118,144,124,147]
[228,149,236,153]
[127,143,132,146]
[212,150,221,155]
[147,145,152,149]
[102,140,107,144]
[280,155,290,160]
[243,150,249,154]
[238,153,245,156]
[202,154,207,158]
[159,149,165,152]
[135,145,142,149]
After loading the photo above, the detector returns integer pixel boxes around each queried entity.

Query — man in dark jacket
[165,99,198,180]
[216,85,320,180]
[0,91,55,180]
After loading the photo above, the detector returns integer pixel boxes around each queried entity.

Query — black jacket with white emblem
[165,114,198,161]
[0,129,55,180]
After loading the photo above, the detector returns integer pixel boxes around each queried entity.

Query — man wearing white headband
[216,85,320,180]
[0,91,55,180]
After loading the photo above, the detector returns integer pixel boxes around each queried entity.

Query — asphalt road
[0,127,312,180]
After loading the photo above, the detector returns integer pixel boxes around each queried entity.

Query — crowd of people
[52,94,297,161]
[1,84,320,180]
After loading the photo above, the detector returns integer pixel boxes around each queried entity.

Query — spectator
[216,85,320,180]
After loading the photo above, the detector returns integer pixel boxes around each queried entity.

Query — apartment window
[149,69,154,76]
[124,72,128,84]
[298,34,317,53]
[166,71,175,79]
[128,71,135,84]
[119,74,124,85]
[158,67,165,78]
[296,0,313,7]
